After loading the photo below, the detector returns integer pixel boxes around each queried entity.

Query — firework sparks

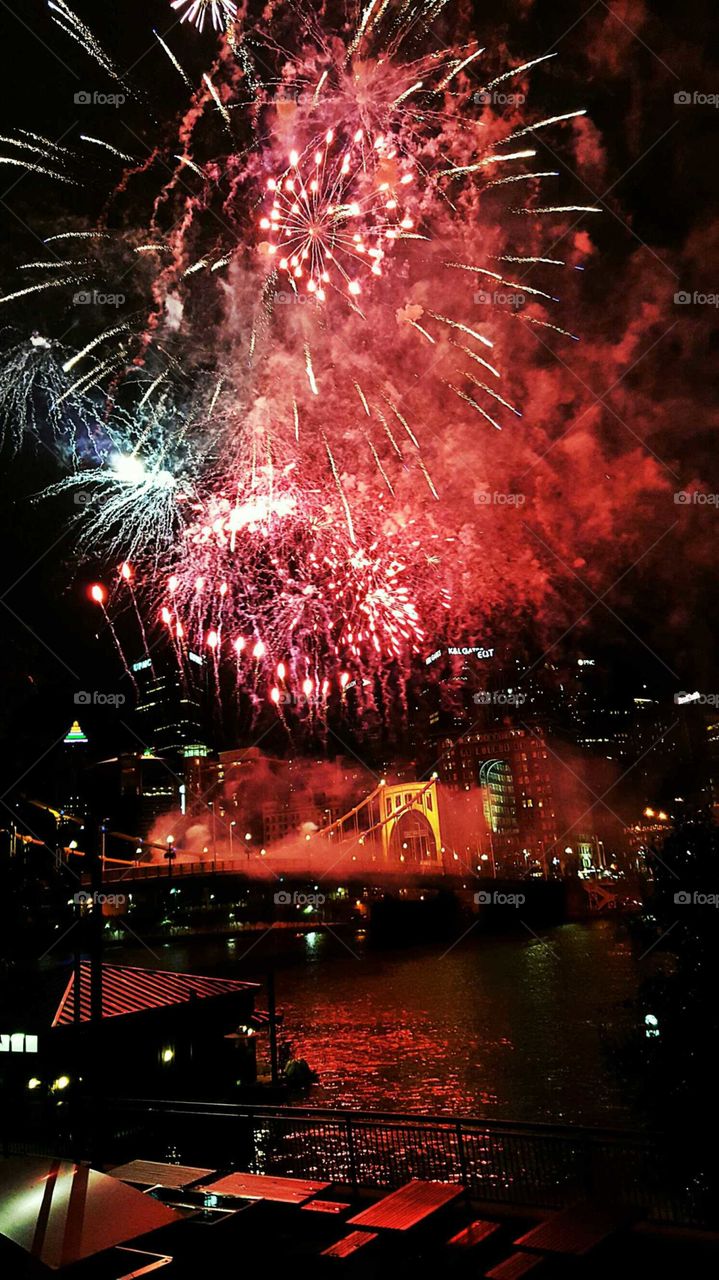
[170,1,237,33]
[0,1,599,726]
[261,133,414,301]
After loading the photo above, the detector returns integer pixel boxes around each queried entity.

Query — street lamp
[229,820,236,858]
[165,834,176,881]
[245,831,251,862]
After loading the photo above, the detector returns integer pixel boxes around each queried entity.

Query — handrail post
[346,1116,358,1192]
[456,1120,470,1199]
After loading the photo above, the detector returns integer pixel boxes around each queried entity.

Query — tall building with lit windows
[133,652,211,763]
[437,726,558,873]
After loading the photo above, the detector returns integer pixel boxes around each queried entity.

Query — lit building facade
[437,727,558,874]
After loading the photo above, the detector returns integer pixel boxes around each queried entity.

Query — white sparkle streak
[138,372,168,408]
[0,277,77,306]
[312,70,328,105]
[348,0,380,57]
[203,74,231,129]
[0,156,72,183]
[487,171,559,188]
[466,373,522,417]
[304,346,319,396]
[392,80,424,108]
[409,320,435,344]
[478,53,557,95]
[418,456,440,499]
[62,323,128,373]
[456,343,501,379]
[54,353,123,405]
[175,154,205,179]
[439,150,535,176]
[382,395,420,450]
[446,261,557,302]
[517,205,601,215]
[80,136,134,161]
[521,315,579,341]
[208,377,223,417]
[505,110,587,144]
[448,383,502,430]
[366,435,394,495]
[428,312,493,349]
[155,30,192,88]
[438,47,485,91]
[354,382,371,416]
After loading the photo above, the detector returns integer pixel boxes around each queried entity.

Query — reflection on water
[118,919,640,1126]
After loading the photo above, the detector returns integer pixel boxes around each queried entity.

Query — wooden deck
[301,1200,351,1214]
[447,1219,500,1248]
[514,1202,629,1256]
[108,1160,215,1189]
[322,1230,378,1258]
[204,1171,331,1204]
[348,1180,462,1230]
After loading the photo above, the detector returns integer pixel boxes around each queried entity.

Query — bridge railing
[101,1099,703,1227]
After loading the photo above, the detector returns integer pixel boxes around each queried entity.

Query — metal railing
[102,1099,704,1227]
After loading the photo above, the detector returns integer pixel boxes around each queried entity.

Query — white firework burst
[170,1,237,33]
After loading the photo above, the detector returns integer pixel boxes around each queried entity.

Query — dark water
[117,919,641,1126]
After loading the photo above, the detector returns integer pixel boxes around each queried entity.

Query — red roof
[52,963,256,1027]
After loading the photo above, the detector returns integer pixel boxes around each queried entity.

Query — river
[115,917,641,1126]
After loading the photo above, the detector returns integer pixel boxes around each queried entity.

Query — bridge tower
[378,781,443,867]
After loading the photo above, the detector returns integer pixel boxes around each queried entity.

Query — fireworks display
[0,0,601,728]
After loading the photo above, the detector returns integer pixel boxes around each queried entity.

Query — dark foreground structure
[2,1100,717,1278]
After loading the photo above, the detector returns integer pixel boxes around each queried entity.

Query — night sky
[0,0,717,792]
